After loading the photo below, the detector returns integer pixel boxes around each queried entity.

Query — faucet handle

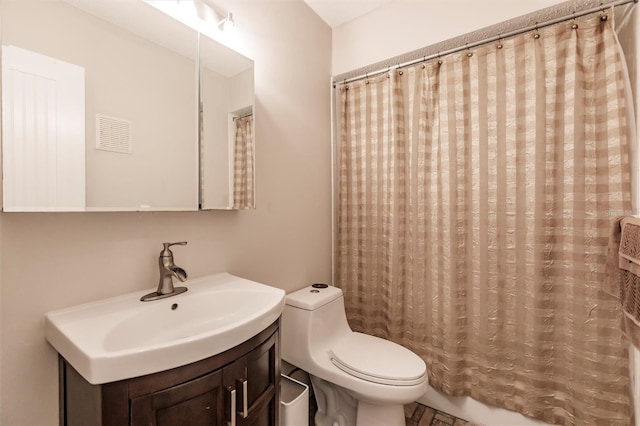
[163,241,187,249]
[161,241,187,256]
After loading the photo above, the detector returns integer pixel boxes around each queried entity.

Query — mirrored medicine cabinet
[0,0,255,212]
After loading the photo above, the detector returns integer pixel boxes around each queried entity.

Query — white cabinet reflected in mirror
[199,33,255,210]
[0,0,255,212]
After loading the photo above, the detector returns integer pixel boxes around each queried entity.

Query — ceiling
[303,0,394,28]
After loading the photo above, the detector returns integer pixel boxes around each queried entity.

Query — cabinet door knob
[227,388,236,426]
[236,378,249,418]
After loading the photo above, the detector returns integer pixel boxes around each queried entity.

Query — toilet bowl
[281,284,428,426]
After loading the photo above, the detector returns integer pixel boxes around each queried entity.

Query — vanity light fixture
[192,0,236,34]
[218,11,236,34]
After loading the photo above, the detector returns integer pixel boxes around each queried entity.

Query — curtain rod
[233,112,253,121]
[333,0,637,87]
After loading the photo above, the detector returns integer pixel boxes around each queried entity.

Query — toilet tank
[285,284,342,310]
[281,284,351,370]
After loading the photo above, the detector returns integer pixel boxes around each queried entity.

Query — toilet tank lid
[285,285,343,310]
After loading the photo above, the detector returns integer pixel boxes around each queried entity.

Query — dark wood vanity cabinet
[59,321,280,426]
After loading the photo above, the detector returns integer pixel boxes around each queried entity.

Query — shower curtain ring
[497,34,503,50]
[571,11,579,29]
[531,22,540,39]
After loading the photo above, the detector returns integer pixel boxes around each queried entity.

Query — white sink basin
[45,273,285,384]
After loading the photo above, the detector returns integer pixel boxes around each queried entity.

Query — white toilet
[281,284,428,426]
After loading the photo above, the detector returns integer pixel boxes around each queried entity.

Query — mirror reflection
[199,33,255,210]
[1,0,199,211]
[1,0,255,212]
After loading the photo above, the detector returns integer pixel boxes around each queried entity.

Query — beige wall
[229,68,254,113]
[0,0,332,424]
[332,0,568,75]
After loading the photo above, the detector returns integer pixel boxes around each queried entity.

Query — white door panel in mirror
[1,45,85,212]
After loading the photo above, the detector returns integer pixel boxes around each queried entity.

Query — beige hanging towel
[605,216,640,349]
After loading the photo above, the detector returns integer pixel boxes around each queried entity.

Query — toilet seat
[330,332,426,386]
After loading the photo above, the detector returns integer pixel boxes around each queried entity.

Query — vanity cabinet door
[243,332,278,425]
[130,369,225,426]
[224,330,278,426]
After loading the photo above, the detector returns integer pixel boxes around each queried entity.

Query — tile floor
[308,398,472,426]
[404,402,472,426]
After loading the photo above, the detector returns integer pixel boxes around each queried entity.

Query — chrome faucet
[140,242,188,302]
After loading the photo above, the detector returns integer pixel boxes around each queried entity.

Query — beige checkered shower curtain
[233,115,254,209]
[336,12,632,425]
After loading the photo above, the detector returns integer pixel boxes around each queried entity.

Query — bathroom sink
[44,273,285,384]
